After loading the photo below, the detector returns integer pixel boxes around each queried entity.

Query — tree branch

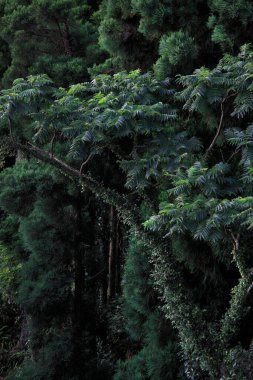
[79,153,93,174]
[204,100,225,158]
[15,141,138,225]
[204,93,236,159]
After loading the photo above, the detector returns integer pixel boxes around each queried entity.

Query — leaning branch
[15,141,139,226]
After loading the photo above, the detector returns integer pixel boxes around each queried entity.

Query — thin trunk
[102,212,108,306]
[115,217,121,295]
[72,201,85,375]
[107,206,116,300]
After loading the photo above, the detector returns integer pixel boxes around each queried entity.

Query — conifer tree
[0,0,105,87]
[0,160,113,379]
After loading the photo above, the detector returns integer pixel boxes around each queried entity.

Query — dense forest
[0,1,253,379]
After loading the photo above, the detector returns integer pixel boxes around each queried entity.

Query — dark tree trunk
[15,310,29,352]
[71,199,86,376]
[101,210,109,306]
[115,217,121,295]
[107,206,118,300]
[55,19,74,56]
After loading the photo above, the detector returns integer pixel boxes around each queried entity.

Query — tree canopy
[1,2,253,380]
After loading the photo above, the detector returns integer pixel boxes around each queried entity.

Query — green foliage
[2,22,253,377]
[88,57,122,78]
[0,160,108,379]
[97,0,253,80]
[97,0,157,71]
[114,235,183,380]
[208,0,253,52]
[0,71,202,193]
[154,31,198,79]
[0,0,104,87]
[130,0,206,42]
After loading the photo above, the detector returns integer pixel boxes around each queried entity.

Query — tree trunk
[55,19,74,56]
[71,200,85,375]
[15,310,29,351]
[101,211,108,306]
[115,217,121,295]
[107,206,117,300]
[16,149,26,161]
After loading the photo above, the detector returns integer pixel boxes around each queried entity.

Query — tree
[95,0,212,77]
[0,0,105,87]
[0,160,114,379]
[1,52,253,378]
